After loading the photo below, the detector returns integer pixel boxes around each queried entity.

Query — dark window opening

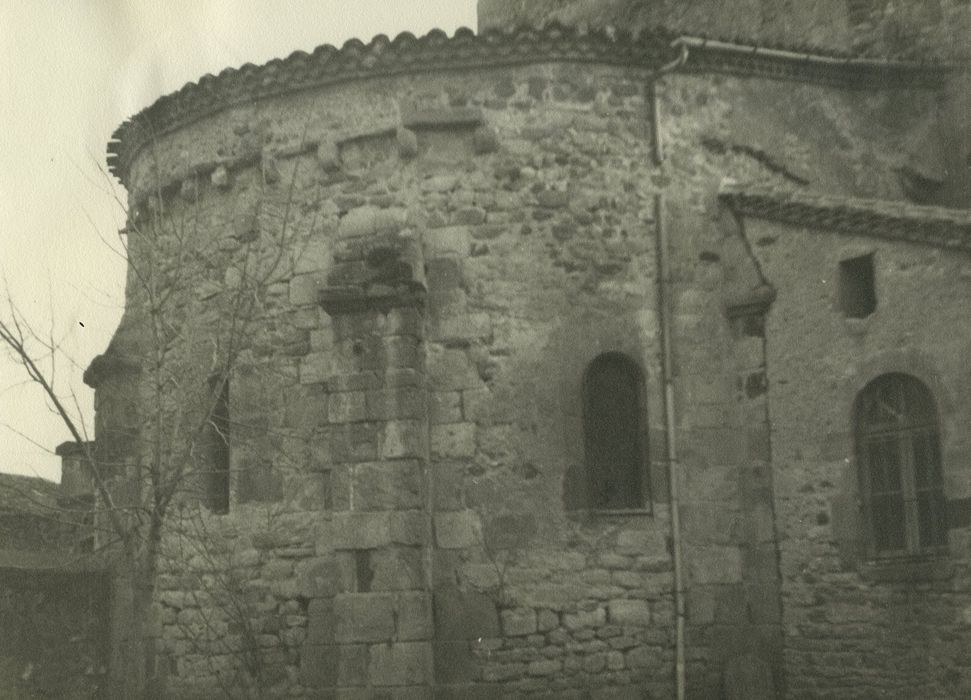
[206,378,230,514]
[354,550,374,592]
[855,373,946,557]
[78,508,95,554]
[583,353,650,510]
[838,254,876,318]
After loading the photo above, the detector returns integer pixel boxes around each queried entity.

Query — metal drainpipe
[649,42,689,700]
[656,192,687,700]
[673,34,955,72]
[646,35,941,700]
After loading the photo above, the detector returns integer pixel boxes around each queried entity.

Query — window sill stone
[860,553,952,583]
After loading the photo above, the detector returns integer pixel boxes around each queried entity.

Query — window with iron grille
[582,353,650,511]
[855,373,946,556]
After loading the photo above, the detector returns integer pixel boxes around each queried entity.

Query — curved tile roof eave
[719,184,971,251]
[106,23,956,189]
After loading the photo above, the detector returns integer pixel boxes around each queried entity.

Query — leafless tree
[0,144,318,699]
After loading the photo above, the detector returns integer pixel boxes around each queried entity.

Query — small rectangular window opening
[354,550,374,593]
[206,378,230,514]
[838,254,876,318]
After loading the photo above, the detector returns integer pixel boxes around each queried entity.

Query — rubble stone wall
[749,217,971,699]
[102,46,942,698]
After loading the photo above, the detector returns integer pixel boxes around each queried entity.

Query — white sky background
[0,1,477,482]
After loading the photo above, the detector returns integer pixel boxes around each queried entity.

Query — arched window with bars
[854,373,946,556]
[582,353,650,511]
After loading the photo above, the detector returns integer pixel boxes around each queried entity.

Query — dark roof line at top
[0,472,59,516]
[106,23,956,187]
[719,183,971,251]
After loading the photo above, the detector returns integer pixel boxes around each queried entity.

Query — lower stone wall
[0,569,109,699]
[153,507,678,698]
[430,515,676,699]
[776,466,971,700]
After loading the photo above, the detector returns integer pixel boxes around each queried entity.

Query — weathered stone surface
[210,165,231,188]
[329,512,394,549]
[396,127,419,159]
[434,590,500,640]
[433,641,478,684]
[369,641,433,686]
[299,642,338,688]
[723,653,776,700]
[369,547,424,591]
[349,460,423,510]
[607,599,651,626]
[296,557,343,598]
[431,423,476,459]
[434,510,479,550]
[317,140,341,171]
[473,125,500,154]
[527,658,561,675]
[381,420,425,459]
[395,592,433,641]
[424,226,470,257]
[327,391,366,424]
[563,607,606,630]
[430,391,463,424]
[686,546,743,584]
[536,609,559,632]
[501,608,538,637]
[334,593,395,642]
[291,273,328,308]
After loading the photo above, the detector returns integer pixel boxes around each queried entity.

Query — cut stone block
[334,593,395,642]
[608,599,651,626]
[329,511,427,549]
[395,592,433,641]
[433,641,478,684]
[431,423,476,459]
[501,608,537,637]
[434,510,479,549]
[381,420,425,459]
[369,641,433,686]
[369,547,424,591]
[434,590,499,640]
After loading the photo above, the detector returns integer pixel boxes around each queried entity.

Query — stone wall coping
[719,183,971,251]
[107,24,953,188]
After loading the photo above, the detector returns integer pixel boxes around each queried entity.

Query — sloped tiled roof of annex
[719,183,971,251]
[0,473,59,517]
[106,24,953,187]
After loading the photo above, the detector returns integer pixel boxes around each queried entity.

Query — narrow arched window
[855,373,946,556]
[583,353,649,510]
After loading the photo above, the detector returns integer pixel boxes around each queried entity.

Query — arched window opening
[855,373,946,556]
[583,353,649,510]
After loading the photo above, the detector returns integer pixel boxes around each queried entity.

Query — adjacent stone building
[0,468,109,698]
[79,1,971,697]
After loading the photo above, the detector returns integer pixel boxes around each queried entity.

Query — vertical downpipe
[650,51,688,700]
[656,192,686,700]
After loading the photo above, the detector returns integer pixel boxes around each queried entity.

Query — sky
[0,0,477,482]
